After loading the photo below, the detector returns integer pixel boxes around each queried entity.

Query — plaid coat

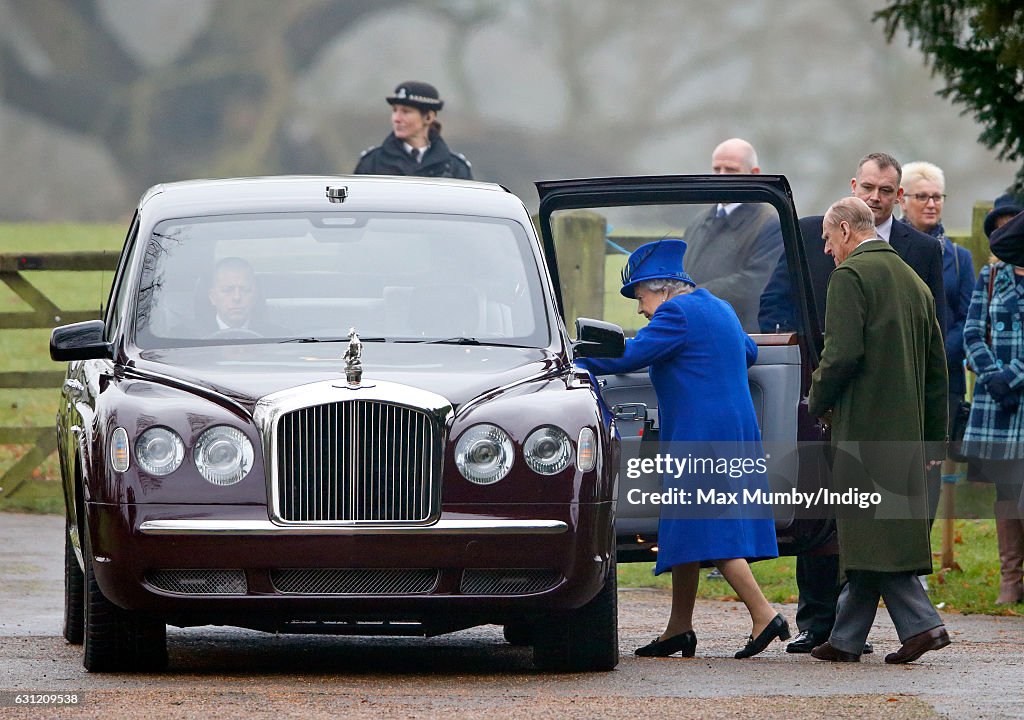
[961,262,1024,460]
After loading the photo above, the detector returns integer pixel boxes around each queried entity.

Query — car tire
[502,622,534,646]
[532,559,619,672]
[63,528,84,645]
[82,514,168,672]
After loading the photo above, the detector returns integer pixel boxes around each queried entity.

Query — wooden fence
[0,202,1002,503]
[0,251,119,502]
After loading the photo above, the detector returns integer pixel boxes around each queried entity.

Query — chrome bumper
[138,518,569,536]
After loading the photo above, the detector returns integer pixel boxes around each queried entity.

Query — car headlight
[194,425,254,486]
[523,426,573,475]
[135,427,185,476]
[455,424,514,485]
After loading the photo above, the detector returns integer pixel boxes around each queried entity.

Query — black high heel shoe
[734,614,790,659]
[635,630,697,657]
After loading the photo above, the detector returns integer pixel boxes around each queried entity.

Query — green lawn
[0,223,123,511]
[618,513,1022,616]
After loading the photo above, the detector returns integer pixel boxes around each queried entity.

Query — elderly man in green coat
[807,197,949,664]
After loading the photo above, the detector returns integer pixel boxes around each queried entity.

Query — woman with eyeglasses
[899,162,975,527]
[575,238,787,659]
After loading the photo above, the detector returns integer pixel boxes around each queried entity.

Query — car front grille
[275,400,439,523]
[270,568,439,595]
[459,569,562,595]
[146,569,248,595]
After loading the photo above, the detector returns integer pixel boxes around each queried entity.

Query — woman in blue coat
[577,239,787,659]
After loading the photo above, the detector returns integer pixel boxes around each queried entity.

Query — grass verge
[618,514,1022,616]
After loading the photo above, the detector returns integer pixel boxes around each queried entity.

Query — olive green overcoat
[808,241,947,575]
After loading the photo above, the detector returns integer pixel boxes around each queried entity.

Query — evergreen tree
[876,1,1024,194]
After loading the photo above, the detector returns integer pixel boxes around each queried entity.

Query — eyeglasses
[910,193,946,204]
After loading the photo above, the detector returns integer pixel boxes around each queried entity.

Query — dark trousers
[794,553,840,636]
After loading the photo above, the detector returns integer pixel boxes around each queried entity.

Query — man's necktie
[409,148,421,163]
[716,205,727,219]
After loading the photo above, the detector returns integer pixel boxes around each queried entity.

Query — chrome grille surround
[146,569,248,595]
[254,380,452,526]
[270,568,439,595]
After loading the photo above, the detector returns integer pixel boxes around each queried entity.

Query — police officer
[354,81,472,179]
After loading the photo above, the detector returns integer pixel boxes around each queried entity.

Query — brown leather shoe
[884,627,950,664]
[810,641,860,662]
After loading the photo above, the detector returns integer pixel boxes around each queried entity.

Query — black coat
[353,131,473,180]
[758,215,947,336]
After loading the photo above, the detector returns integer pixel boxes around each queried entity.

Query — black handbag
[948,399,972,462]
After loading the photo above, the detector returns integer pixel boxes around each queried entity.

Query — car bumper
[86,501,614,628]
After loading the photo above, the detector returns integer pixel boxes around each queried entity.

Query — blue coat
[962,263,1024,460]
[941,238,974,395]
[577,289,778,573]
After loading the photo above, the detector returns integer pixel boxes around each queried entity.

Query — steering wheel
[206,327,264,340]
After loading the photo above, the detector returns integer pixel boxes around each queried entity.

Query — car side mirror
[573,318,625,359]
[50,320,112,361]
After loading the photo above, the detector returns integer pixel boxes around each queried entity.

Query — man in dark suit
[759,153,946,338]
[782,152,948,655]
[682,138,783,333]
[196,257,285,338]
[758,216,835,335]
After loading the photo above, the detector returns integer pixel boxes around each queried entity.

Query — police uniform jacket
[354,131,472,179]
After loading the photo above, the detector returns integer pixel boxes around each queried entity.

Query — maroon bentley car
[52,176,625,672]
[52,173,827,673]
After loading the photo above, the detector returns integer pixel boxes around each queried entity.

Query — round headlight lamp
[135,427,185,476]
[524,426,573,475]
[455,424,514,485]
[194,425,254,486]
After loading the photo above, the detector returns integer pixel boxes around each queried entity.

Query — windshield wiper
[424,337,482,345]
[278,336,389,344]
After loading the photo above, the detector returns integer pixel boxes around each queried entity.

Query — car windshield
[548,200,787,337]
[133,212,550,348]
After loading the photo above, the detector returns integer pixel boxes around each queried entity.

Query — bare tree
[0,0,407,189]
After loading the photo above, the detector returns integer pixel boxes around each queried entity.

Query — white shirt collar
[215,314,248,330]
[874,215,894,243]
[717,202,741,217]
[403,141,430,161]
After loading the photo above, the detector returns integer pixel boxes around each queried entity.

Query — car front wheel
[532,559,619,672]
[82,514,167,672]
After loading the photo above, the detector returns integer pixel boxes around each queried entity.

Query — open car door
[535,174,833,560]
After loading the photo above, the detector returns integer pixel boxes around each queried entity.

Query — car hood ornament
[342,327,365,387]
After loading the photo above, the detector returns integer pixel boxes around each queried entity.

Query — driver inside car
[200,256,284,338]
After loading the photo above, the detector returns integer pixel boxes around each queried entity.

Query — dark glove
[987,370,1020,412]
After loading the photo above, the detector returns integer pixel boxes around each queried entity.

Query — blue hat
[619,239,695,299]
[984,193,1023,238]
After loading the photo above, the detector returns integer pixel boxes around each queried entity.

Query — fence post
[0,250,117,503]
[551,211,606,332]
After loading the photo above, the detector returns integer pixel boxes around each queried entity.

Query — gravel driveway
[1,512,1021,719]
